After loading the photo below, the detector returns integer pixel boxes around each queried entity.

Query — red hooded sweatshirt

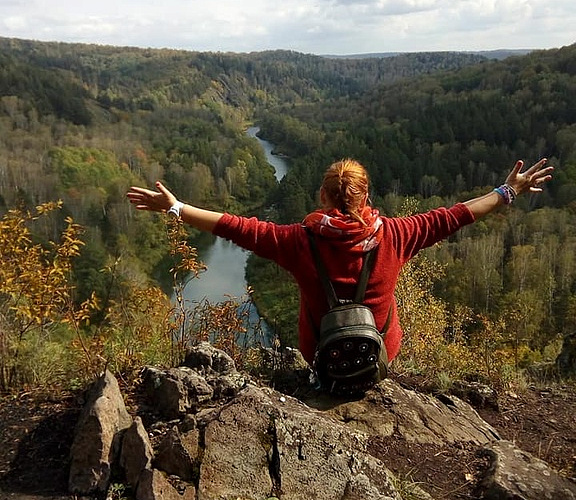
[212,203,475,366]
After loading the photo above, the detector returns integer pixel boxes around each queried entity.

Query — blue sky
[1,0,574,55]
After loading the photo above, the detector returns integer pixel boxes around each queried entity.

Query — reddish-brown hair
[322,159,369,225]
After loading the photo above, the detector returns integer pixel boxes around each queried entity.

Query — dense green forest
[0,37,491,296]
[1,37,576,391]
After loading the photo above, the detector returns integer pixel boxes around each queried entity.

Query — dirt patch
[477,384,576,478]
[0,393,80,499]
[369,438,491,499]
[0,379,575,499]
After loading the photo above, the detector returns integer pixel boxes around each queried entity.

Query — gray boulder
[142,343,246,419]
[479,440,576,499]
[182,340,236,375]
[153,426,198,481]
[136,468,196,500]
[120,416,154,489]
[324,379,500,445]
[68,369,132,495]
[142,366,214,419]
[195,384,405,499]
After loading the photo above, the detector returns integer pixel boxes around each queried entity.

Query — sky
[0,0,574,56]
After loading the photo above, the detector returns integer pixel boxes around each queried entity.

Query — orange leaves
[165,215,206,281]
[0,203,100,392]
[0,206,89,328]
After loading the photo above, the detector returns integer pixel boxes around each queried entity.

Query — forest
[1,36,575,392]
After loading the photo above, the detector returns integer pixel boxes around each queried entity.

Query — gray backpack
[306,230,389,396]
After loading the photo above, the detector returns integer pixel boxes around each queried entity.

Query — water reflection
[186,238,250,303]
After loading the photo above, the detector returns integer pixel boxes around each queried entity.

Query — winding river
[178,127,289,339]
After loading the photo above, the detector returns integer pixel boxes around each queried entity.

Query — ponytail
[322,159,370,225]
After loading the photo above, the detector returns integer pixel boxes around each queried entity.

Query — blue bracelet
[493,186,508,203]
[493,184,517,205]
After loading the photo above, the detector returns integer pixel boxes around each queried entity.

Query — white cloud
[0,0,573,54]
[3,15,27,31]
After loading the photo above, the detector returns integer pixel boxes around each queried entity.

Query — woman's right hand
[126,181,177,213]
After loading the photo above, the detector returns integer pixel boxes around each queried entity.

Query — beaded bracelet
[493,183,517,205]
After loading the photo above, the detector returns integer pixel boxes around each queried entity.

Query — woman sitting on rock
[127,157,552,392]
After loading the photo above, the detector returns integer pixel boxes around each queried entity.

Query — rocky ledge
[68,342,576,500]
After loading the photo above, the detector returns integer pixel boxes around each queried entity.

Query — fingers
[530,172,554,192]
[155,181,170,196]
[505,160,524,185]
[506,158,553,196]
[527,159,553,184]
[511,159,524,176]
[126,182,175,213]
[525,158,553,192]
[524,158,548,175]
[127,186,155,199]
[126,186,157,210]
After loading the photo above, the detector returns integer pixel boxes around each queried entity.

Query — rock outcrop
[479,440,576,499]
[68,369,133,495]
[69,342,576,499]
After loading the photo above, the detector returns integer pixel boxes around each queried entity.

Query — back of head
[322,159,369,225]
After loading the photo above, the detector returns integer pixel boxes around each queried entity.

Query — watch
[167,201,184,217]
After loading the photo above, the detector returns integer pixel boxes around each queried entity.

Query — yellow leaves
[165,215,206,279]
[55,217,85,259]
[35,200,63,215]
[0,203,106,392]
[70,292,100,326]
[1,206,90,337]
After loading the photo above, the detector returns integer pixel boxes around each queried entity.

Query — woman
[127,158,553,371]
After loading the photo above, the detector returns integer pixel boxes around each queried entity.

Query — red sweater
[212,203,475,365]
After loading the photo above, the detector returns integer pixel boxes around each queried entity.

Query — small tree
[0,202,98,392]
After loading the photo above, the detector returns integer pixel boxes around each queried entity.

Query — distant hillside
[472,49,534,59]
[259,43,576,202]
[323,49,533,60]
[0,37,487,107]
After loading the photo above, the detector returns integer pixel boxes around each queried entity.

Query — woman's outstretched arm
[126,181,224,232]
[464,158,554,219]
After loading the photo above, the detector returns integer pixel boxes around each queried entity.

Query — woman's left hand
[505,158,554,196]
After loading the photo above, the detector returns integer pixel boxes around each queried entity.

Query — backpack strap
[305,228,339,309]
[305,227,376,308]
[354,244,376,303]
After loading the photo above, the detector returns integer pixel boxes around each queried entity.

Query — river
[246,126,288,181]
[178,127,289,341]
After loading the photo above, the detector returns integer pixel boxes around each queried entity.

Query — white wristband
[167,201,184,217]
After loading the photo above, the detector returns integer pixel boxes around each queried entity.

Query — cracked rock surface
[3,342,575,500]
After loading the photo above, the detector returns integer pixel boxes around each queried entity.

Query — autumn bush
[393,199,540,390]
[0,205,265,395]
[0,202,98,392]
[0,205,180,393]
[394,252,521,389]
